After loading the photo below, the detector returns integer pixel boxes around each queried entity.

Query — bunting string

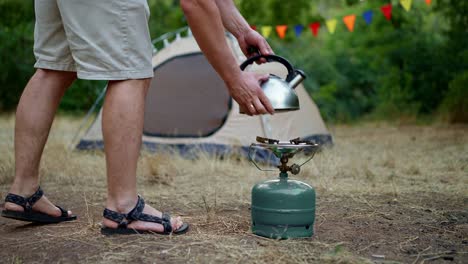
[250,1,431,39]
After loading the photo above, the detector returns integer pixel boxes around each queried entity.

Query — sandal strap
[5,187,44,211]
[55,205,69,217]
[102,195,173,233]
[103,208,131,228]
[126,195,145,220]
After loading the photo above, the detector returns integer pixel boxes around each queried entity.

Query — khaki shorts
[34,0,154,80]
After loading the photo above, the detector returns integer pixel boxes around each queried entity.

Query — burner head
[252,137,319,159]
[249,136,320,176]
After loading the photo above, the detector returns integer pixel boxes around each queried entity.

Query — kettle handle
[239,54,296,82]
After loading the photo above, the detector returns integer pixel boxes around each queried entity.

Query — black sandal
[1,187,77,224]
[101,195,189,235]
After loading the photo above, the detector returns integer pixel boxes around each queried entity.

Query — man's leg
[5,69,76,216]
[101,79,183,232]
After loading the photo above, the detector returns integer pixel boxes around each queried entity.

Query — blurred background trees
[0,0,466,122]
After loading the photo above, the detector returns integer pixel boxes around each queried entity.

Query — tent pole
[68,84,108,150]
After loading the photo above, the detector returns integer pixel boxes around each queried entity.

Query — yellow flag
[400,0,412,12]
[326,19,337,34]
[261,26,273,38]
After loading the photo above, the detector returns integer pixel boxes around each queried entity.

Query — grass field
[0,115,467,263]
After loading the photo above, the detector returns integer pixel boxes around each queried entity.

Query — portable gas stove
[248,136,319,239]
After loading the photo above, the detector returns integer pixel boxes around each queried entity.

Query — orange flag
[425,0,431,5]
[276,25,288,39]
[343,15,356,32]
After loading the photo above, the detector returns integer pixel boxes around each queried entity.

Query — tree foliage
[0,1,34,111]
[237,0,467,122]
[0,0,466,122]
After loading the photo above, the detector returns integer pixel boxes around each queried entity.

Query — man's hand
[226,71,274,115]
[233,29,274,114]
[237,29,274,59]
[182,0,275,115]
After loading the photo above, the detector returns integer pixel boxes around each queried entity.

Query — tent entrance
[143,53,231,138]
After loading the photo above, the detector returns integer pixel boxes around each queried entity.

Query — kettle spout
[288,70,306,89]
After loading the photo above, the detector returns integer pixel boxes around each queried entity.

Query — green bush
[0,1,35,111]
[0,0,466,123]
[374,67,420,120]
[439,72,468,123]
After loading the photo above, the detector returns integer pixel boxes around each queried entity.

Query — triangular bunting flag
[425,0,431,6]
[343,15,356,32]
[326,19,337,34]
[261,26,272,38]
[250,25,257,31]
[363,10,373,25]
[294,25,304,37]
[400,0,412,12]
[381,4,392,21]
[276,25,288,39]
[309,22,320,37]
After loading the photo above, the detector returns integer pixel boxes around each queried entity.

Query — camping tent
[75,27,332,158]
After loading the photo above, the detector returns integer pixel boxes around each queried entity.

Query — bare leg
[101,79,183,232]
[5,69,76,217]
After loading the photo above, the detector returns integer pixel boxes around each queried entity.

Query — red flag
[276,25,288,39]
[250,25,257,31]
[425,0,431,5]
[381,4,392,21]
[309,22,320,37]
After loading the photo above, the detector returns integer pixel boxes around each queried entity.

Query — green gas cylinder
[249,136,319,239]
[251,172,316,239]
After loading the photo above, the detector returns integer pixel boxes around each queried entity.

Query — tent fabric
[76,33,332,158]
[144,53,231,137]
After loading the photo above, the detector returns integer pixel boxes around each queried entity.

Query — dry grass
[0,115,467,264]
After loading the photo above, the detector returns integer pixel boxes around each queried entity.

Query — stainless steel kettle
[239,54,306,113]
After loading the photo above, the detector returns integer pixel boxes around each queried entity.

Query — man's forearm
[180,0,242,86]
[214,0,250,39]
[181,0,275,115]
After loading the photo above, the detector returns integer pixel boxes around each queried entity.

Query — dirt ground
[0,116,467,264]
